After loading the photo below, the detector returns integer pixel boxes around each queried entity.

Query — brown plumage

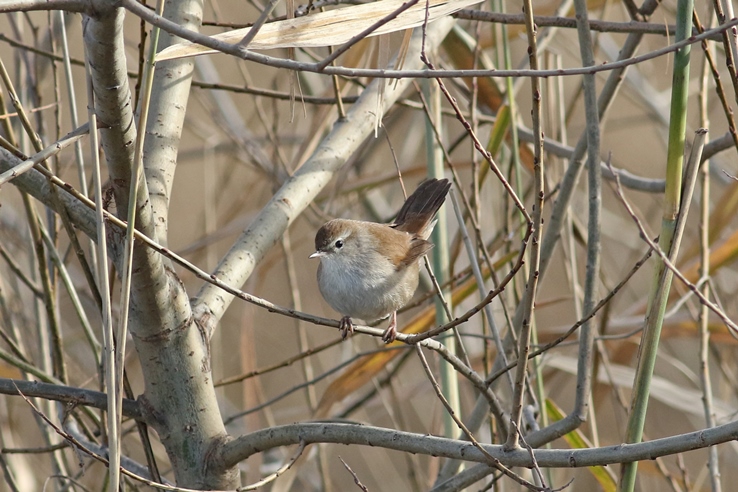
[310,178,451,342]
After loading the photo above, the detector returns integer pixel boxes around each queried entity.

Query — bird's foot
[381,311,398,343]
[339,316,354,340]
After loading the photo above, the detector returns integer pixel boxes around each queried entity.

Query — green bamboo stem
[422,78,459,439]
[619,0,694,489]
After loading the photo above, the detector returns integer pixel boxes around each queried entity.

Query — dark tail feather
[394,178,451,235]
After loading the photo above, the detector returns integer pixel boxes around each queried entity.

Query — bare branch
[215,420,738,471]
[0,378,142,420]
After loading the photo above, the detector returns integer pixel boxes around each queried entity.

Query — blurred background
[0,0,737,489]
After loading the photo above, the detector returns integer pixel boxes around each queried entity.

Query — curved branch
[214,420,738,472]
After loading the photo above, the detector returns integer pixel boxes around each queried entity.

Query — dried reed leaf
[546,354,736,421]
[394,29,414,73]
[681,226,738,282]
[443,26,536,173]
[680,182,738,268]
[375,34,391,135]
[157,0,483,61]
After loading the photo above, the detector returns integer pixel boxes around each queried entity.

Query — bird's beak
[309,251,324,259]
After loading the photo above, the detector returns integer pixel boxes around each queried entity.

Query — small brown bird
[310,178,451,343]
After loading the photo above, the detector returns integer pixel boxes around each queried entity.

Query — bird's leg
[382,311,398,343]
[339,316,354,340]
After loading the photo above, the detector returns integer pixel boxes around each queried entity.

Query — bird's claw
[339,316,354,340]
[381,311,398,343]
[381,326,397,344]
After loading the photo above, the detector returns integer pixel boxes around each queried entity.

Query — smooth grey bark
[82,7,178,323]
[83,3,236,488]
[83,8,140,222]
[215,420,738,471]
[144,0,203,247]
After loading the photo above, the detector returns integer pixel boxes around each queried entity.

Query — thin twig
[236,0,282,48]
[608,161,738,334]
[0,243,43,297]
[223,345,409,424]
[485,247,652,387]
[239,441,307,491]
[415,345,543,491]
[449,191,513,391]
[404,234,528,344]
[0,122,88,185]
[506,0,544,451]
[697,24,723,490]
[339,456,369,492]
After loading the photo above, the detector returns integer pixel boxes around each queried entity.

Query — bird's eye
[334,239,344,249]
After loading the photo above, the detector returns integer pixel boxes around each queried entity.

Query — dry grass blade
[157,0,482,61]
[545,355,737,426]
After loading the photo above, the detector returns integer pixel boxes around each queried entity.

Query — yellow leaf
[545,399,617,492]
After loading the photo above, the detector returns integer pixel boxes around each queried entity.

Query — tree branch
[214,420,738,472]
[0,378,142,420]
